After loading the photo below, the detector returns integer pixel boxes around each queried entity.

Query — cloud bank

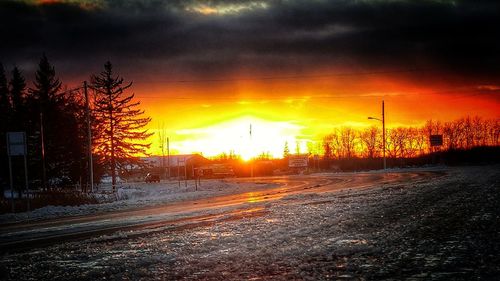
[1,0,499,83]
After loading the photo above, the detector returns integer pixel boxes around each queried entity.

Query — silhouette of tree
[9,67,26,121]
[28,55,83,188]
[320,115,498,167]
[322,135,333,160]
[6,65,29,193]
[258,151,271,160]
[283,141,290,158]
[295,141,301,155]
[0,64,9,131]
[0,63,9,115]
[91,61,152,191]
[0,63,10,198]
[359,126,379,158]
[339,127,356,159]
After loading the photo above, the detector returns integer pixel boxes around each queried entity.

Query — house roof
[143,154,209,167]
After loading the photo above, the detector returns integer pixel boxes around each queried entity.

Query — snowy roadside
[0,179,278,224]
[0,165,449,224]
[1,165,498,280]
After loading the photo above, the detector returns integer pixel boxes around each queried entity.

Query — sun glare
[168,116,303,159]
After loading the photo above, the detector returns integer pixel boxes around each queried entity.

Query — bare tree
[339,127,357,159]
[359,126,379,158]
[322,135,333,160]
[321,116,498,161]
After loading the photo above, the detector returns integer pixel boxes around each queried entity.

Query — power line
[132,68,438,84]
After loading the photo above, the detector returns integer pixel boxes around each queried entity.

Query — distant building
[197,163,235,178]
[144,154,210,179]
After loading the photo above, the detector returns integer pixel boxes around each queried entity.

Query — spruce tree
[31,55,62,108]
[91,61,152,191]
[5,66,27,191]
[0,63,9,115]
[9,66,26,117]
[0,63,10,198]
[0,63,10,130]
[29,55,82,187]
[283,141,290,158]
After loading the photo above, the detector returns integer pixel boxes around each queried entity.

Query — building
[144,154,210,179]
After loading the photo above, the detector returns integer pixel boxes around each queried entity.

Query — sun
[170,116,304,159]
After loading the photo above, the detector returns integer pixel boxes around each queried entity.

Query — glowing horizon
[139,75,500,159]
[6,0,500,159]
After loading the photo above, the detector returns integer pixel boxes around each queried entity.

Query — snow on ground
[0,179,277,224]
[1,165,449,224]
[1,165,498,280]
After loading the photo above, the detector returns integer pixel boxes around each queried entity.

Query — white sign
[289,154,308,168]
[7,132,27,156]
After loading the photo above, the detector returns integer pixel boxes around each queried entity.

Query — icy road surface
[0,166,499,280]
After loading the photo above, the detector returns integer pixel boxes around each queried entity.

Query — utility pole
[382,100,386,170]
[8,144,14,212]
[250,124,253,178]
[23,134,29,212]
[84,81,94,192]
[184,156,187,188]
[368,100,386,170]
[40,112,47,190]
[167,137,170,179]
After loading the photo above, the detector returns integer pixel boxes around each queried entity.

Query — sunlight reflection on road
[246,192,262,203]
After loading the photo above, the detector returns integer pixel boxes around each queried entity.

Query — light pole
[368,100,386,170]
[84,81,94,192]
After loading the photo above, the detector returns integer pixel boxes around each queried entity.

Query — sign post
[6,132,29,212]
[184,156,187,188]
[7,148,14,212]
[429,134,443,164]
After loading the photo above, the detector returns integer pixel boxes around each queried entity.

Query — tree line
[322,117,500,160]
[0,56,151,197]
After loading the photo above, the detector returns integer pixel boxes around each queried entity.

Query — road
[0,171,442,252]
[2,166,498,280]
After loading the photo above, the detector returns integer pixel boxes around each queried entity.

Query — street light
[368,100,386,170]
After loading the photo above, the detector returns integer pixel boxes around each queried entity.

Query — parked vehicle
[144,173,160,183]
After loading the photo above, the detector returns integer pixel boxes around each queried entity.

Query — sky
[1,0,499,158]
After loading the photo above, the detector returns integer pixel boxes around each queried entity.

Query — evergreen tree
[28,55,83,187]
[0,64,10,131]
[295,141,301,155]
[283,141,290,158]
[9,66,26,117]
[91,61,152,191]
[4,66,27,192]
[0,63,9,115]
[0,63,10,198]
[31,55,62,107]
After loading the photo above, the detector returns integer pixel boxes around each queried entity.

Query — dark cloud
[1,0,499,84]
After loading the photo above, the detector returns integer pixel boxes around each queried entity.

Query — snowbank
[0,179,277,223]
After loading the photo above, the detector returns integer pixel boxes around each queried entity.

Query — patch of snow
[0,179,278,223]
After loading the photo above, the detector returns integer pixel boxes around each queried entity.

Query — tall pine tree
[29,55,83,187]
[9,66,26,121]
[5,66,27,191]
[0,63,10,197]
[91,62,152,190]
[0,63,9,116]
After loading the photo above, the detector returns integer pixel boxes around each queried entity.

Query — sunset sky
[1,0,499,158]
